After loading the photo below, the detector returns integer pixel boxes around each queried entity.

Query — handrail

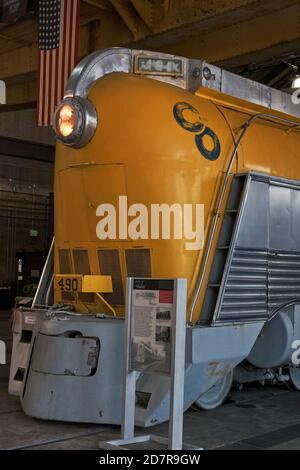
[32,238,54,308]
[189,112,300,323]
[95,292,117,316]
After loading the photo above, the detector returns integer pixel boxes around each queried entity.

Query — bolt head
[192,67,201,79]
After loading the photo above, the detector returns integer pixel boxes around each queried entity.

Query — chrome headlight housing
[52,97,97,148]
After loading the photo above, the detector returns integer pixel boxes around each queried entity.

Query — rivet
[192,67,201,79]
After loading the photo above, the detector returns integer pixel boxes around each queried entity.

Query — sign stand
[99,278,201,451]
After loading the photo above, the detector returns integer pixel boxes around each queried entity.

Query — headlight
[57,104,76,137]
[53,97,97,148]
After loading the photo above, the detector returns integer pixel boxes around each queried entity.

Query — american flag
[37,0,80,127]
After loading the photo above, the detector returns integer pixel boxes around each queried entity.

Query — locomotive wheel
[194,370,233,411]
[288,366,300,391]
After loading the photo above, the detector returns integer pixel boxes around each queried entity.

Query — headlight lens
[53,97,97,148]
[57,104,76,137]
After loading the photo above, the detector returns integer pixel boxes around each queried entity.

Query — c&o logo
[173,102,221,161]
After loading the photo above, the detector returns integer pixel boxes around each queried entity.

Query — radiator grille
[210,173,300,325]
[125,249,151,278]
[72,249,94,303]
[219,249,268,322]
[98,250,124,305]
[58,249,75,301]
[73,249,91,275]
[268,252,300,313]
[217,248,300,322]
[58,249,72,274]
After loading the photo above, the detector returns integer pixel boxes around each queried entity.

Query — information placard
[99,277,201,450]
[130,279,175,374]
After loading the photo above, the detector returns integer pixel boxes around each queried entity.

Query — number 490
[58,278,78,292]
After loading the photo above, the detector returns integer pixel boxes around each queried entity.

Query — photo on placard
[155,325,171,343]
[156,308,171,322]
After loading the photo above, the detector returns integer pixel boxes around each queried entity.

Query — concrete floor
[1,309,300,450]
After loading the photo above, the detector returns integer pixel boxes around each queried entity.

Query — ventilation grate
[72,249,94,303]
[125,249,151,278]
[98,250,124,305]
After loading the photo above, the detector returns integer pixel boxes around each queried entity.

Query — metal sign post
[99,278,200,450]
[169,279,186,449]
[121,278,137,442]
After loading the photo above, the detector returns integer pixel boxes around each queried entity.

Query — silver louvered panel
[268,252,300,312]
[219,249,268,322]
[211,173,300,325]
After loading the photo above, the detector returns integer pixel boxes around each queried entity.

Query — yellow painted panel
[82,275,112,293]
[54,72,300,323]
[55,274,112,293]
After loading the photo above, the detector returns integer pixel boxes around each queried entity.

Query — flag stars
[38,0,61,50]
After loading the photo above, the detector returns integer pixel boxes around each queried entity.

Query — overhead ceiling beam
[0,42,37,80]
[0,136,54,163]
[108,0,149,39]
[1,0,300,104]
[0,16,131,82]
[139,2,300,68]
[82,0,112,11]
[0,0,298,79]
[0,32,32,47]
[132,0,298,43]
[129,0,154,30]
[5,78,37,104]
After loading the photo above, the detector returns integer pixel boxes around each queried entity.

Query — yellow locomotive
[9,48,300,425]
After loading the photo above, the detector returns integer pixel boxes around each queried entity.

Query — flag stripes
[37,0,80,127]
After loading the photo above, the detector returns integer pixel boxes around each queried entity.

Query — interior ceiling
[0,0,300,105]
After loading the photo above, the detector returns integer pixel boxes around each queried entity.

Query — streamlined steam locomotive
[9,48,300,426]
